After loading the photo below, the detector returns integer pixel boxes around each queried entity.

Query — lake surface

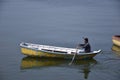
[0,0,120,80]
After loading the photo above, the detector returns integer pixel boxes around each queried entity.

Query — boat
[20,42,101,60]
[112,35,120,47]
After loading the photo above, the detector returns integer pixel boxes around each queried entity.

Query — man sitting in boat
[78,38,91,53]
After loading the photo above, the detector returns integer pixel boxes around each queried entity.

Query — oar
[69,46,78,65]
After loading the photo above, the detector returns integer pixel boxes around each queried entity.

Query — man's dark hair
[84,38,88,42]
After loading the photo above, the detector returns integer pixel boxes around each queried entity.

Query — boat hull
[21,47,99,60]
[112,35,120,47]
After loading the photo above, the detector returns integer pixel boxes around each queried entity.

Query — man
[78,38,91,53]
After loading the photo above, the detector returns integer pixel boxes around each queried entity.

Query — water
[0,0,120,80]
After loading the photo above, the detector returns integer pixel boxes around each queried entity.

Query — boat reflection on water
[112,44,120,56]
[21,57,97,79]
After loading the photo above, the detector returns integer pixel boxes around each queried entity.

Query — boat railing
[39,45,77,54]
[21,42,81,54]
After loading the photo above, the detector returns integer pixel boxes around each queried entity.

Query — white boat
[20,42,101,59]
